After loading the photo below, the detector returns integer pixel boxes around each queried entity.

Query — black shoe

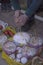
[21,18,35,32]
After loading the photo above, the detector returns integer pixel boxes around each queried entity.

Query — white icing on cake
[13,32,30,45]
[22,46,37,57]
[0,35,7,47]
[30,37,42,46]
[3,41,16,53]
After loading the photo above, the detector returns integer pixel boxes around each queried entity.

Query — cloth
[1,3,11,10]
[1,0,11,10]
[11,0,21,10]
[1,0,10,3]
[11,0,43,17]
[25,0,43,18]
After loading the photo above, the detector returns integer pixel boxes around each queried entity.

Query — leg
[27,0,32,8]
[21,0,34,32]
[21,16,35,32]
[1,3,6,10]
[11,0,21,10]
[6,3,11,10]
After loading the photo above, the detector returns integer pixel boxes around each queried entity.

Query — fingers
[15,10,21,18]
[14,11,28,27]
[14,10,21,24]
[14,15,25,27]
[16,16,24,26]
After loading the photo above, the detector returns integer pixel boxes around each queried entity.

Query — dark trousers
[1,3,11,10]
[1,0,11,10]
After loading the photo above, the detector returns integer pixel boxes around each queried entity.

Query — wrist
[24,14,29,20]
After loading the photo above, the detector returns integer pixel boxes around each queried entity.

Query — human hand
[14,10,21,18]
[15,14,28,27]
[14,10,21,26]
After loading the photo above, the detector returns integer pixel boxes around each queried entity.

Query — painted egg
[21,57,28,64]
[16,58,20,62]
[16,53,22,59]
[9,54,15,59]
[16,47,22,53]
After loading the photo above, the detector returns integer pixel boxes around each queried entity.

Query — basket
[2,51,31,65]
[3,26,16,38]
[0,26,16,51]
[0,46,2,51]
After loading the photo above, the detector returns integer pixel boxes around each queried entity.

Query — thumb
[15,10,21,18]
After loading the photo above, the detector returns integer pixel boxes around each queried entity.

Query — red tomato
[4,30,14,37]
[4,31,8,35]
[8,30,14,37]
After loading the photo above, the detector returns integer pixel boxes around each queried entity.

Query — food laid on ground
[0,20,8,30]
[3,26,16,37]
[29,36,43,47]
[3,41,16,55]
[2,38,42,65]
[0,20,42,65]
[22,46,37,57]
[13,32,30,46]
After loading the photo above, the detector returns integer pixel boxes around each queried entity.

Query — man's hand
[14,10,21,18]
[14,10,21,26]
[15,14,28,27]
[14,10,28,27]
